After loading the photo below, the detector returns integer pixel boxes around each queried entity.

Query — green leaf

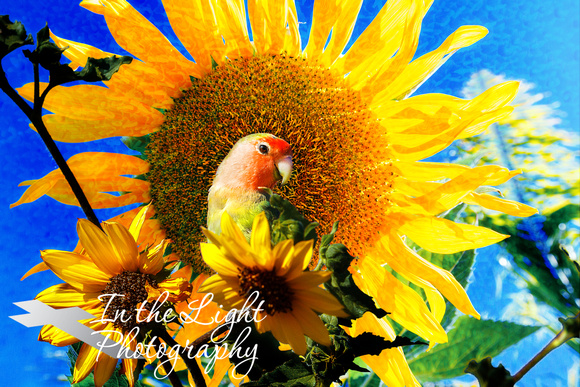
[31,23,66,71]
[479,205,580,318]
[464,357,515,387]
[267,193,318,244]
[0,15,33,59]
[75,55,133,82]
[408,316,540,382]
[323,243,387,322]
[241,358,315,387]
[122,134,151,154]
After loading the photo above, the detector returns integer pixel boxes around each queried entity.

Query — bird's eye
[258,143,270,155]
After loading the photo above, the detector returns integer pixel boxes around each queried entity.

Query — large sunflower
[13,0,537,384]
[34,206,191,386]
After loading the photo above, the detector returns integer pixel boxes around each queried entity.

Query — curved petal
[101,221,140,272]
[17,83,164,124]
[381,233,479,318]
[160,0,226,73]
[78,219,125,275]
[21,261,49,280]
[356,257,447,343]
[248,0,297,55]
[41,250,110,292]
[94,353,118,387]
[347,312,421,387]
[306,0,363,65]
[396,214,509,253]
[79,0,201,83]
[250,212,273,268]
[12,152,150,209]
[73,343,100,383]
[464,192,538,217]
[36,283,101,308]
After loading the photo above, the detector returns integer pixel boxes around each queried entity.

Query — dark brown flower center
[238,266,293,315]
[101,271,158,330]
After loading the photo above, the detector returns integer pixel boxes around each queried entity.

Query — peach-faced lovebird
[207,133,293,237]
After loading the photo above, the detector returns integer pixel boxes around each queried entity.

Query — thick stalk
[513,313,580,383]
[151,341,184,387]
[153,327,209,387]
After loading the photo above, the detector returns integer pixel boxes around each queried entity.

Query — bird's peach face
[254,136,293,186]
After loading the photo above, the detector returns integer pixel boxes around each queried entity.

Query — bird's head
[212,133,293,191]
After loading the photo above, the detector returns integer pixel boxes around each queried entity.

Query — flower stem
[153,327,210,387]
[151,340,184,387]
[512,313,580,383]
[0,62,102,229]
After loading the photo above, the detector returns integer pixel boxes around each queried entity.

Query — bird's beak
[275,155,293,185]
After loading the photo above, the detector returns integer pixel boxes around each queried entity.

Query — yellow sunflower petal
[139,239,167,274]
[214,0,253,59]
[375,25,488,101]
[79,0,201,82]
[272,313,307,355]
[291,303,332,347]
[77,219,125,275]
[356,257,447,343]
[272,238,295,275]
[407,165,515,215]
[127,204,150,243]
[199,242,240,277]
[49,31,114,69]
[73,343,100,383]
[21,261,49,280]
[35,283,101,308]
[17,83,163,125]
[287,270,331,290]
[41,250,110,293]
[381,233,480,318]
[94,353,118,387]
[334,0,411,77]
[248,0,295,55]
[148,277,192,303]
[396,214,509,253]
[160,0,226,73]
[356,0,425,97]
[39,324,80,347]
[11,152,150,209]
[294,287,348,316]
[464,192,539,216]
[38,112,164,143]
[250,212,274,268]
[101,221,140,272]
[347,312,420,387]
[393,161,470,181]
[306,0,363,65]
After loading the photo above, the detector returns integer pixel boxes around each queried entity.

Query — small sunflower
[198,211,347,355]
[35,206,191,387]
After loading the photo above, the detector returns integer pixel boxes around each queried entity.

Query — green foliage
[464,357,515,387]
[408,316,540,382]
[68,372,146,387]
[122,134,152,155]
[66,343,145,387]
[0,15,33,59]
[266,192,318,245]
[19,23,132,86]
[242,358,316,387]
[322,243,387,322]
[480,204,580,320]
